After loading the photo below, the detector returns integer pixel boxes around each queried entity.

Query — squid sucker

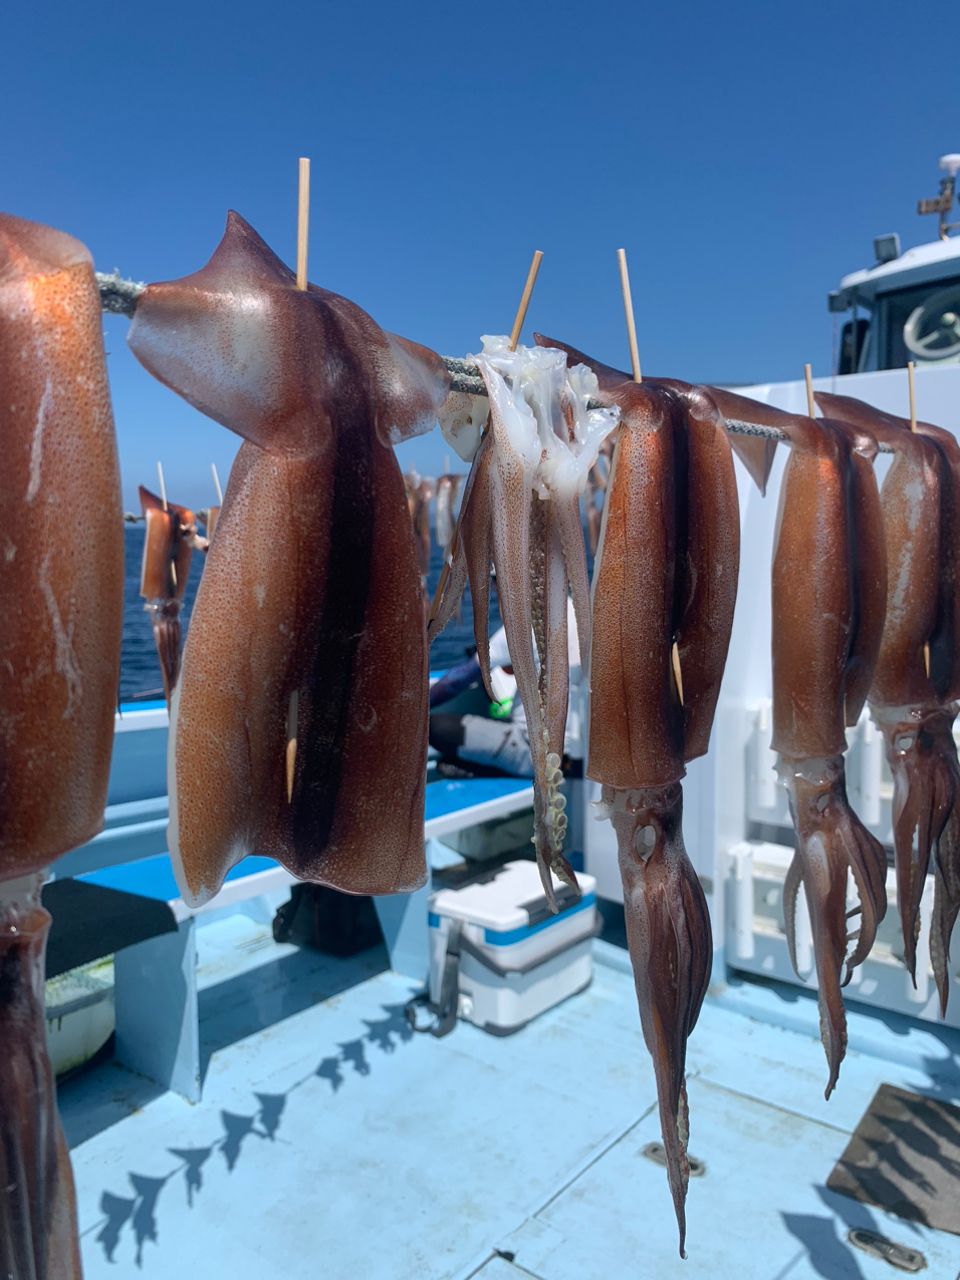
[584,375,737,1257]
[817,390,960,1013]
[1,212,124,1277]
[128,212,451,907]
[139,485,197,704]
[770,409,888,1095]
[431,338,620,908]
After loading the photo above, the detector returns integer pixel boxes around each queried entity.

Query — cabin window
[874,277,960,369]
[837,318,869,375]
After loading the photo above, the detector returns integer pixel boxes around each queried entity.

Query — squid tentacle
[425,541,468,648]
[475,341,618,906]
[463,446,495,701]
[875,707,957,983]
[778,755,886,1097]
[556,489,594,677]
[428,434,495,686]
[537,498,575,899]
[486,405,568,903]
[608,782,711,1259]
[933,789,960,1016]
[783,852,804,979]
[147,599,184,704]
[0,876,82,1280]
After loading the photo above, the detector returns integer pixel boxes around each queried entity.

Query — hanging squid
[817,391,960,1014]
[583,443,611,558]
[431,338,620,907]
[532,339,738,1255]
[128,211,451,906]
[435,472,463,553]
[139,485,200,704]
[704,391,889,1093]
[403,469,435,587]
[0,213,124,1277]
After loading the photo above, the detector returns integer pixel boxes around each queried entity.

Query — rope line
[95,274,894,451]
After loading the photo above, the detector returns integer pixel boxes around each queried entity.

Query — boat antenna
[917,154,960,241]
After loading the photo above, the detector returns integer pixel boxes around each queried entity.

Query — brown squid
[817,391,960,1013]
[568,362,737,1254]
[431,338,620,907]
[739,401,888,1094]
[532,336,742,1251]
[128,212,451,906]
[1,213,124,1277]
[138,485,198,704]
[404,470,435,587]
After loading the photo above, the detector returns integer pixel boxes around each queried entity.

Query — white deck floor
[60,910,960,1279]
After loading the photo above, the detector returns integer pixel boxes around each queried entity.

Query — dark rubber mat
[827,1083,960,1235]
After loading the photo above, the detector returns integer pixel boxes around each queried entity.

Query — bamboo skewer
[616,248,642,383]
[211,462,224,504]
[296,157,311,291]
[509,250,543,352]
[908,360,918,432]
[907,362,931,676]
[428,251,546,627]
[616,249,681,699]
[804,363,816,418]
[286,159,311,789]
[286,690,299,803]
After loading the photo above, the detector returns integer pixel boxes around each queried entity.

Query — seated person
[429,599,581,779]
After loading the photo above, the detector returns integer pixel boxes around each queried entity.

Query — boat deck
[62,908,960,1279]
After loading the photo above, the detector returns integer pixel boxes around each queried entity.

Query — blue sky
[3,1,957,508]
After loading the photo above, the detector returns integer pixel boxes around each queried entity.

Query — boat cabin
[830,153,960,372]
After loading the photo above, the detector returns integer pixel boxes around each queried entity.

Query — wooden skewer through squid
[128,211,451,906]
[0,212,124,1279]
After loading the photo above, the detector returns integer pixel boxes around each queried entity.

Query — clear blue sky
[3,1,956,508]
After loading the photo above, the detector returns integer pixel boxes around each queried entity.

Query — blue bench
[52,704,534,1101]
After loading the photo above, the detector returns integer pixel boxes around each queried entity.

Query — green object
[489,697,513,720]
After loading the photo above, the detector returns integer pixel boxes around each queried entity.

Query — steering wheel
[904,283,960,361]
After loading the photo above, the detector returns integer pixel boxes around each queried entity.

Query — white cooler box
[426,860,598,1036]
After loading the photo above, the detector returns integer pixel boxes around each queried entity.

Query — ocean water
[120,525,502,701]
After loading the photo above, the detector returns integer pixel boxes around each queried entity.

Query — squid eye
[816,793,830,814]
[634,824,658,859]
[895,733,915,752]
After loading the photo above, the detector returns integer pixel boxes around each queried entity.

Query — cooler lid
[430,860,596,933]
